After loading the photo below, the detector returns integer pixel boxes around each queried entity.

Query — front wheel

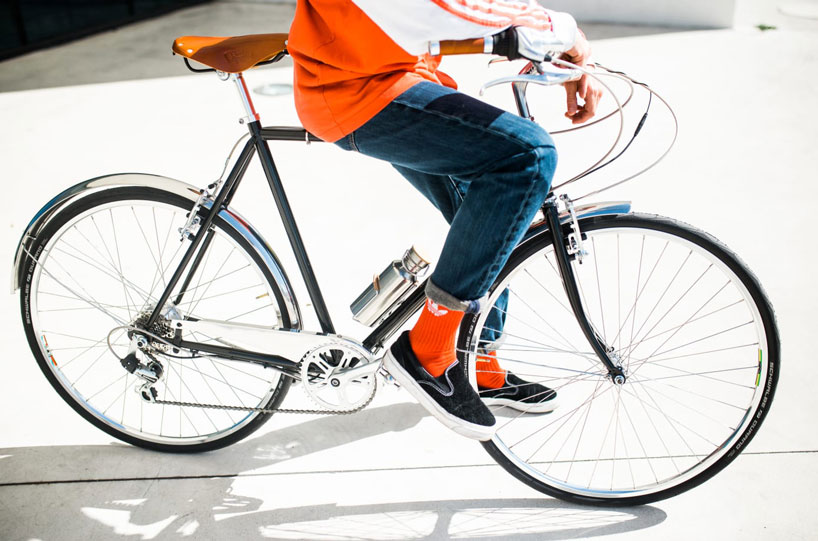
[458,213,779,505]
[20,187,294,452]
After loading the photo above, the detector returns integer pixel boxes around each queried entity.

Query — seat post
[229,72,260,124]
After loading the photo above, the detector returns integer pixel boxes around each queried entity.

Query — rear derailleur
[120,333,166,403]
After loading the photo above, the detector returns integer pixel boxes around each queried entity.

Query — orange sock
[476,350,507,389]
[409,299,464,377]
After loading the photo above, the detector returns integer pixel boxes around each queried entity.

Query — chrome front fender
[562,201,632,222]
[11,173,301,329]
[524,199,632,240]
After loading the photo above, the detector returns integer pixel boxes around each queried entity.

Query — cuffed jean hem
[425,279,487,314]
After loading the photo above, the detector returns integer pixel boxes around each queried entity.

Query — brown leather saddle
[172,33,288,73]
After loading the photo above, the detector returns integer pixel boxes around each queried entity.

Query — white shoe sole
[383,350,496,441]
[482,396,559,414]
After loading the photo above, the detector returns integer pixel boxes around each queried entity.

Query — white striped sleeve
[350,0,577,56]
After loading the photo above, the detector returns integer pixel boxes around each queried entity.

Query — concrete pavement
[1,1,817,539]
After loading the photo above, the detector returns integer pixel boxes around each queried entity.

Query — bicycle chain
[145,345,379,415]
[150,388,375,416]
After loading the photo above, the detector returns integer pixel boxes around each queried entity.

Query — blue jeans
[335,82,557,343]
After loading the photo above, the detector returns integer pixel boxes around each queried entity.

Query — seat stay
[145,137,255,329]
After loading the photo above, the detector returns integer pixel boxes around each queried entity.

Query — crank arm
[332,357,383,384]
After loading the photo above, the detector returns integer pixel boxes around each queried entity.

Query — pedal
[378,366,400,388]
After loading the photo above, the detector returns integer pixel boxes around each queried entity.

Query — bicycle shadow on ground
[0,402,429,483]
[249,498,667,540]
[2,480,666,540]
[1,402,667,539]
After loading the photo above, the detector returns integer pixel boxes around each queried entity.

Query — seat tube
[250,121,336,334]
[228,71,336,334]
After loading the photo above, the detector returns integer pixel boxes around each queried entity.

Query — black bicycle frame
[144,115,624,380]
[143,119,424,375]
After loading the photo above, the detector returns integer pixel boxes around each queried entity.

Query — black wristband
[491,27,522,60]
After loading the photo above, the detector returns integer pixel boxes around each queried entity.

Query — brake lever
[479,66,582,96]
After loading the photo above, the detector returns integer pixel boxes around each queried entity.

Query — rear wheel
[21,187,294,452]
[458,213,779,505]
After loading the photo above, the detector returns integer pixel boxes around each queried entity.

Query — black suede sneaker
[479,372,559,413]
[382,331,496,441]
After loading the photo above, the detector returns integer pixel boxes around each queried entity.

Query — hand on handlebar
[561,31,603,124]
[491,27,602,125]
[491,26,556,62]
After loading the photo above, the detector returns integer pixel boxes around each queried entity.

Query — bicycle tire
[20,186,294,453]
[457,213,779,505]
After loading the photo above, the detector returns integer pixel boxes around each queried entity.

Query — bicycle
[11,33,779,506]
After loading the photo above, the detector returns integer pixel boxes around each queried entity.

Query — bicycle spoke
[175,263,252,302]
[650,379,749,413]
[622,251,695,356]
[164,361,220,433]
[629,375,745,431]
[485,350,605,378]
[35,251,130,327]
[523,267,572,316]
[621,383,719,448]
[56,332,123,370]
[563,378,603,481]
[225,301,276,322]
[50,238,157,309]
[636,321,754,367]
[183,282,266,305]
[629,381,682,477]
[187,246,236,315]
[156,377,207,438]
[132,206,169,294]
[493,293,581,356]
[509,383,614,452]
[630,364,758,389]
[110,209,138,322]
[71,347,120,388]
[618,298,744,356]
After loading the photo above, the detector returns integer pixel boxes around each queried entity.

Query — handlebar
[437,38,488,56]
[479,65,582,95]
[431,38,582,90]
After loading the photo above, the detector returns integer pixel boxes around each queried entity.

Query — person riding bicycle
[288,0,602,440]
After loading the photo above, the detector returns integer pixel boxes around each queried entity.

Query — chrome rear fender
[10,173,301,329]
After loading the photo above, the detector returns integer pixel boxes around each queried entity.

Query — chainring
[299,343,377,412]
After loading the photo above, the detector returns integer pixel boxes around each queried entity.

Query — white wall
[542,0,736,28]
[264,0,736,28]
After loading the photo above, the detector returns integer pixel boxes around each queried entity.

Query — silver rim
[29,196,285,446]
[467,221,769,499]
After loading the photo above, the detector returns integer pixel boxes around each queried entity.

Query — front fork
[543,196,626,383]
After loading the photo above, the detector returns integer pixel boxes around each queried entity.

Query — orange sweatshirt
[288,0,577,142]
